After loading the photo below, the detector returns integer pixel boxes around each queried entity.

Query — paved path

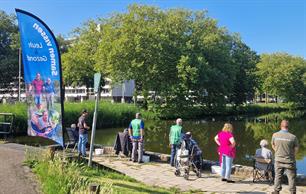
[0,143,41,194]
[93,155,306,194]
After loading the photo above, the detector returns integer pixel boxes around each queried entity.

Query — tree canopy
[0,10,19,90]
[256,53,306,106]
[61,21,99,87]
[2,5,304,111]
[83,4,259,110]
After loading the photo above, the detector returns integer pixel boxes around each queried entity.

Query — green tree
[256,53,306,106]
[62,4,261,112]
[229,36,259,105]
[62,21,100,88]
[0,10,19,90]
[94,5,239,110]
[56,34,70,54]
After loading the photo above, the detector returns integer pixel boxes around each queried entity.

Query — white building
[1,78,135,103]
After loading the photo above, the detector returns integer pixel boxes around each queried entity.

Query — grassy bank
[24,149,181,194]
[0,101,148,134]
[159,102,297,119]
[0,101,299,134]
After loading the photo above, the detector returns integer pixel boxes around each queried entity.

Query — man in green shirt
[271,120,299,194]
[129,113,145,163]
[169,118,183,167]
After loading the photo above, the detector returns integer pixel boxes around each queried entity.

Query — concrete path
[92,155,306,194]
[0,143,41,194]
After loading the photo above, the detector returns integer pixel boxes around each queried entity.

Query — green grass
[0,101,151,134]
[24,149,183,194]
[0,101,299,134]
[158,102,294,119]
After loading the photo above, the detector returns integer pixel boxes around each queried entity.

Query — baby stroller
[174,136,202,180]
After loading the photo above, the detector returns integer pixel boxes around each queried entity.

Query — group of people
[29,73,55,110]
[128,114,299,194]
[29,73,60,139]
[76,109,299,194]
[213,120,299,194]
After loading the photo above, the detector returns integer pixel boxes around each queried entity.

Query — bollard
[89,183,100,194]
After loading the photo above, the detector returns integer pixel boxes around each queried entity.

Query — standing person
[214,123,236,183]
[128,113,144,163]
[31,73,44,109]
[78,109,90,157]
[43,78,55,111]
[169,118,183,167]
[271,120,299,194]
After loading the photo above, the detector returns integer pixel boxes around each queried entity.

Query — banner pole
[18,48,21,102]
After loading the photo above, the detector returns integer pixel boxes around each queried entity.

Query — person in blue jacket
[43,78,55,111]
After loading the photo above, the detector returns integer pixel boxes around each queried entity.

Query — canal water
[94,110,306,175]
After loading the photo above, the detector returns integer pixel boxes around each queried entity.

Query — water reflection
[95,110,306,175]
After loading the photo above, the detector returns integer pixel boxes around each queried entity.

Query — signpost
[88,73,101,167]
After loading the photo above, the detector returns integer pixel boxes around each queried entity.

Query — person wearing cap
[128,113,145,163]
[169,118,183,167]
[78,109,90,157]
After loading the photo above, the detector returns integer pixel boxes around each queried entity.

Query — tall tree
[56,34,70,54]
[0,10,19,90]
[94,5,238,110]
[229,35,259,105]
[62,21,99,88]
[62,4,261,111]
[257,53,306,106]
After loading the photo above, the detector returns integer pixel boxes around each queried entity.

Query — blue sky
[1,0,306,58]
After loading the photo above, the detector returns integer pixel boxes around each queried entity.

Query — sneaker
[138,161,144,164]
[226,180,235,183]
[221,178,227,182]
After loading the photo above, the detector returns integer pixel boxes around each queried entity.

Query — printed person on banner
[30,73,44,109]
[43,77,55,111]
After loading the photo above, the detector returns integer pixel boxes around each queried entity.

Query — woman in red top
[214,123,236,183]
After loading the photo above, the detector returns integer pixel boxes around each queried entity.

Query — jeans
[170,144,179,166]
[132,140,143,162]
[274,161,296,192]
[45,93,54,110]
[34,94,41,105]
[221,154,233,179]
[78,133,88,157]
